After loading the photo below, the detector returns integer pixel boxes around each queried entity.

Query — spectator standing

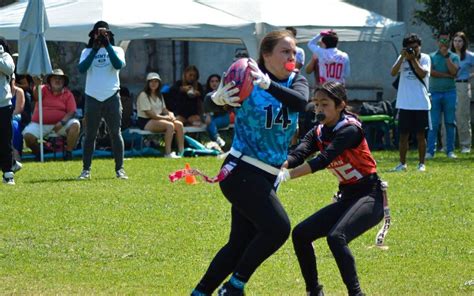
[307,30,350,85]
[191,30,308,296]
[23,69,80,161]
[390,33,431,172]
[168,65,204,127]
[203,74,229,147]
[451,31,474,154]
[136,72,184,158]
[286,27,305,70]
[427,34,459,159]
[0,37,16,185]
[11,76,25,165]
[77,21,127,180]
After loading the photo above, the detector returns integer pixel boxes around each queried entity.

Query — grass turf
[0,151,473,295]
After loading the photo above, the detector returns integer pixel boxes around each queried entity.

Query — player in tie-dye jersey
[191,30,309,296]
[308,30,351,85]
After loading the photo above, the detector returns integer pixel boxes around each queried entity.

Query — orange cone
[185,163,198,185]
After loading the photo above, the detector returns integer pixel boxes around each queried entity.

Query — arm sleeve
[266,74,309,112]
[77,49,97,73]
[203,92,227,113]
[106,45,125,70]
[287,127,320,168]
[307,34,324,56]
[307,125,363,172]
[0,53,15,76]
[344,55,351,79]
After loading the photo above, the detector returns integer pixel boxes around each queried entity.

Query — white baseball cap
[146,72,162,82]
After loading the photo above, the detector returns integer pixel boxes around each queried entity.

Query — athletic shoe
[116,169,129,179]
[447,152,457,159]
[417,163,426,172]
[307,285,325,296]
[425,152,434,159]
[164,152,181,159]
[11,160,22,173]
[217,282,244,296]
[391,163,407,172]
[460,148,471,154]
[77,170,91,180]
[2,171,15,185]
[216,136,226,147]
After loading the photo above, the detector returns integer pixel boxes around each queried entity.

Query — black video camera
[406,47,415,55]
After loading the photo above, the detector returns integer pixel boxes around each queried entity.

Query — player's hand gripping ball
[223,58,255,102]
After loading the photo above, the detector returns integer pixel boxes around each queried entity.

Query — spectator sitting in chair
[23,69,81,161]
[137,72,184,158]
[168,65,204,127]
[203,74,229,148]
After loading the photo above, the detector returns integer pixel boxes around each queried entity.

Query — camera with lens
[406,47,415,55]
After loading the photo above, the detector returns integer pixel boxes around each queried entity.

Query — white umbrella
[16,0,53,162]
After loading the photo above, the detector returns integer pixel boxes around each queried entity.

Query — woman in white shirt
[137,72,184,158]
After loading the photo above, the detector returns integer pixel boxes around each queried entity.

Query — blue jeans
[427,90,457,155]
[206,113,230,141]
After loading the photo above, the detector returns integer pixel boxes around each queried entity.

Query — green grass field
[1,151,473,295]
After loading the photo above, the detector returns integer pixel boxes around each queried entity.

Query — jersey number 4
[264,104,292,129]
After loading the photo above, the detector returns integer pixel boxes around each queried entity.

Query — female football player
[279,82,384,296]
[191,30,309,296]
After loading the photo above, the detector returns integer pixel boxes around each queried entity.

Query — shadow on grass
[23,176,116,184]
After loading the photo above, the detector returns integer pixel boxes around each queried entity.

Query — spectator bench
[359,114,395,150]
[128,124,234,151]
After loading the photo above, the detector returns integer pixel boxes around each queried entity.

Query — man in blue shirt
[427,34,459,159]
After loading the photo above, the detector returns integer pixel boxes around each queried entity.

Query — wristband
[60,120,67,126]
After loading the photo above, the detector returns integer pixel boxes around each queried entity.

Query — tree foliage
[414,0,474,41]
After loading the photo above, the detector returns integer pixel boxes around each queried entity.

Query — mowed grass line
[0,151,472,295]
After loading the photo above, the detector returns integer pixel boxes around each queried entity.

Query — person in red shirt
[23,69,80,160]
[277,82,385,296]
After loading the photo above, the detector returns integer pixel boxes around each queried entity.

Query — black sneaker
[217,282,244,296]
[3,172,15,185]
[307,285,324,296]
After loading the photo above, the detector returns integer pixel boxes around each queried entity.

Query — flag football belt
[229,148,280,176]
[375,180,391,246]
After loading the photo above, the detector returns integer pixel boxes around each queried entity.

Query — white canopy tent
[0,0,257,50]
[0,0,404,57]
[196,0,405,55]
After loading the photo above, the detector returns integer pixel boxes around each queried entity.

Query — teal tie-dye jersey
[232,73,297,166]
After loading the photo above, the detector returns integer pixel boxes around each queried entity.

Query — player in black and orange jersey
[277,81,385,296]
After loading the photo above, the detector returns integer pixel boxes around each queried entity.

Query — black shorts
[397,109,429,133]
[137,117,151,130]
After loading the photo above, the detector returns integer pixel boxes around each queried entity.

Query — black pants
[195,157,291,294]
[0,105,13,173]
[292,184,384,295]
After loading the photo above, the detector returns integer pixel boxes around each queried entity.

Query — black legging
[195,157,291,294]
[0,105,13,173]
[292,188,384,295]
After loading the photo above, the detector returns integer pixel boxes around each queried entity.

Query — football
[223,58,254,102]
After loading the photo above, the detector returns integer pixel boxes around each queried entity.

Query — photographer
[391,33,431,172]
[77,20,127,180]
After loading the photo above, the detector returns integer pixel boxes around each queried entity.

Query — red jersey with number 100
[315,117,376,185]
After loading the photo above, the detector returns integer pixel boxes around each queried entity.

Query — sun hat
[46,68,69,86]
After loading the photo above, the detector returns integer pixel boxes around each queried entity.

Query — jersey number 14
[264,105,292,129]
